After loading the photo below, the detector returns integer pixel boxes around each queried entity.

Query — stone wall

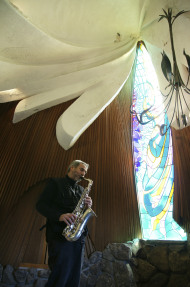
[0,264,49,287]
[1,239,190,287]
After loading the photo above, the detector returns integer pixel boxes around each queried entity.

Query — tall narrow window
[132,42,186,240]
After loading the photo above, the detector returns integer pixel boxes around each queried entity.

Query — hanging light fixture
[159,8,190,134]
[131,8,190,135]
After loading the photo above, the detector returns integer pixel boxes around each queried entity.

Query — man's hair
[67,160,89,172]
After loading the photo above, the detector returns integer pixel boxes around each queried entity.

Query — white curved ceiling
[0,0,190,149]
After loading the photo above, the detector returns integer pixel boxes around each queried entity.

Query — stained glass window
[132,42,187,240]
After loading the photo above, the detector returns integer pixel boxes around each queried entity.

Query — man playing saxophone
[36,160,93,287]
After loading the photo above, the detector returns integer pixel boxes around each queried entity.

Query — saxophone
[62,178,97,241]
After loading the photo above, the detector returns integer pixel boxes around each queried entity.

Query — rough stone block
[169,250,189,273]
[14,269,27,283]
[100,258,113,275]
[102,248,115,262]
[147,245,170,272]
[26,268,38,284]
[144,272,169,287]
[2,265,17,285]
[89,263,101,276]
[137,258,156,282]
[113,262,136,287]
[95,272,115,287]
[86,274,98,287]
[38,269,50,279]
[167,273,189,287]
[108,243,132,261]
[89,251,102,264]
[82,257,89,270]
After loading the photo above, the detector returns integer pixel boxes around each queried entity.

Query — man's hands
[59,196,93,226]
[84,196,92,208]
[59,213,77,226]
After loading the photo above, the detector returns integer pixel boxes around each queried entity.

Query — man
[36,160,92,287]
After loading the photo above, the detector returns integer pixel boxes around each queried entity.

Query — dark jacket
[36,176,84,242]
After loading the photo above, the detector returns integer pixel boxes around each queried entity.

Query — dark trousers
[45,236,85,287]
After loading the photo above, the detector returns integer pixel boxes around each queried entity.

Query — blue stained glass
[132,43,187,241]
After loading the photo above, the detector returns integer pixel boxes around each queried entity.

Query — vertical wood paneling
[172,126,190,232]
[1,77,189,266]
[0,180,47,266]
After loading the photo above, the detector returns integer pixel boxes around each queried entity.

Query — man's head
[67,160,89,181]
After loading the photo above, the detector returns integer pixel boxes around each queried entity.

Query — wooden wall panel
[172,126,190,232]
[0,181,47,266]
[3,76,190,265]
[0,78,142,266]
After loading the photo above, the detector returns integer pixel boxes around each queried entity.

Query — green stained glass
[132,42,186,241]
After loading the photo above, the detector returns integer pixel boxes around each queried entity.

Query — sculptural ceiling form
[0,0,190,149]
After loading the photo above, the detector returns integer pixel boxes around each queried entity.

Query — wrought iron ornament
[131,9,190,135]
[159,8,190,133]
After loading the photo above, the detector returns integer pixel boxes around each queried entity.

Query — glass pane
[132,42,186,240]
